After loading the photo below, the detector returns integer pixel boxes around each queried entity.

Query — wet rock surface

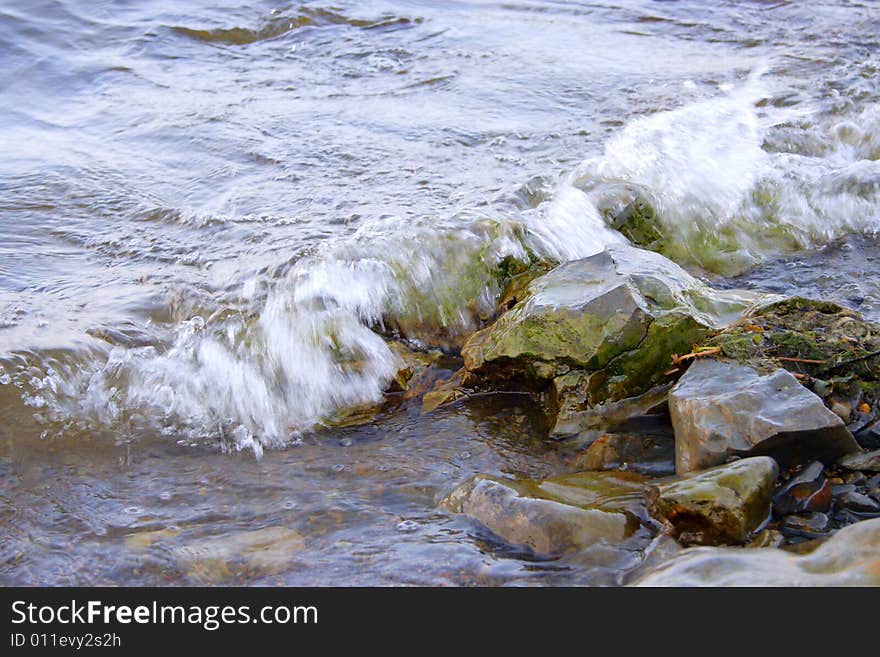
[454,245,760,433]
[633,517,880,586]
[581,432,675,476]
[646,456,778,546]
[670,359,859,473]
[439,474,633,556]
[772,461,832,515]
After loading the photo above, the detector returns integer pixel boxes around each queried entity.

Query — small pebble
[395,520,419,533]
[831,401,852,422]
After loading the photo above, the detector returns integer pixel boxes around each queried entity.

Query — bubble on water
[459,451,472,460]
[159,491,172,502]
[332,463,346,473]
[339,437,354,447]
[94,526,107,537]
[124,506,141,515]
[376,464,390,472]
[395,520,420,533]
[167,525,181,533]
[282,500,297,510]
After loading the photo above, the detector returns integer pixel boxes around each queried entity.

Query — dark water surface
[1,1,879,585]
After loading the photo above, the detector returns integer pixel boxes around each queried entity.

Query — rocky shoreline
[382,241,880,585]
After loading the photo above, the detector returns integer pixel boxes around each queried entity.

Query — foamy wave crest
[573,69,880,274]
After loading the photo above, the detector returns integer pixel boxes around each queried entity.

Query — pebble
[782,512,830,535]
[831,401,852,422]
[836,491,880,513]
[395,520,420,533]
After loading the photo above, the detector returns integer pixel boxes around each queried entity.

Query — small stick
[775,356,824,364]
[671,346,721,365]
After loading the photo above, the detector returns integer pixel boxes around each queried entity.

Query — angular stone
[647,456,778,546]
[459,245,762,431]
[634,517,880,586]
[781,512,831,537]
[440,474,632,555]
[670,359,860,474]
[836,491,880,513]
[773,461,832,516]
[855,420,880,449]
[838,448,880,473]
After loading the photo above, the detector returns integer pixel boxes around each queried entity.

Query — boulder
[634,517,880,586]
[647,456,778,546]
[457,245,762,434]
[670,359,860,473]
[439,472,645,555]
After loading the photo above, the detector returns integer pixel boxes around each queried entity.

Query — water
[1,0,879,585]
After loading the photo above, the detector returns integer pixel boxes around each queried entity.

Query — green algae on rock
[452,245,767,435]
[647,456,778,546]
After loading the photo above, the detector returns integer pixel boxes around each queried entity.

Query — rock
[647,456,778,546]
[385,342,441,397]
[634,517,880,586]
[458,245,762,433]
[773,461,832,516]
[581,432,675,476]
[838,449,880,472]
[172,527,305,583]
[669,359,860,473]
[746,528,785,548]
[781,512,831,537]
[835,491,880,513]
[831,401,852,422]
[855,420,880,449]
[440,473,638,555]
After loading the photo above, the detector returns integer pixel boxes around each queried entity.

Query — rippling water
[2,0,879,585]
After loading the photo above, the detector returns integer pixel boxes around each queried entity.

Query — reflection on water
[1,0,879,585]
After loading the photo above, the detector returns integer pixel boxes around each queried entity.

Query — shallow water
[1,0,879,585]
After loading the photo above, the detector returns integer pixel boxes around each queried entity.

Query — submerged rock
[172,527,305,584]
[670,359,859,473]
[647,456,778,546]
[634,517,880,586]
[456,245,762,434]
[439,471,646,555]
[581,432,675,476]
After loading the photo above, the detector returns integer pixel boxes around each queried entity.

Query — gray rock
[634,517,880,586]
[836,491,880,513]
[647,456,778,546]
[458,245,763,432]
[838,448,880,473]
[781,512,831,537]
[440,475,629,555]
[670,359,860,474]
